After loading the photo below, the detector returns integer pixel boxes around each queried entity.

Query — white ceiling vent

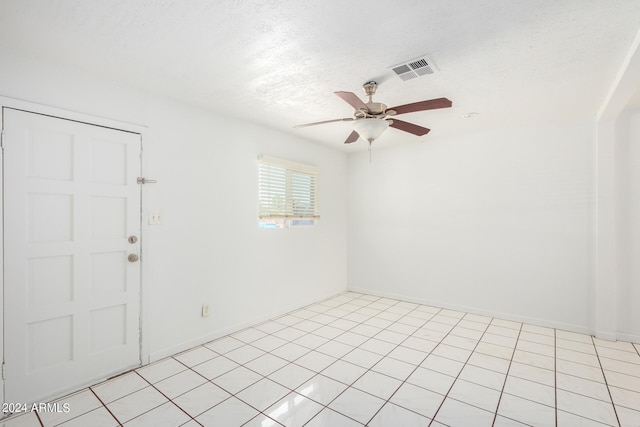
[389,55,438,81]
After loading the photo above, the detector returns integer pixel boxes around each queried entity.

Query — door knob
[128,254,139,263]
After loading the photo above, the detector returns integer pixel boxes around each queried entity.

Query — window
[258,155,319,228]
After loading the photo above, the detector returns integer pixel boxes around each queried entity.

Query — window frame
[257,155,319,229]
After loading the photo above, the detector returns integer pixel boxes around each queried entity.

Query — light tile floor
[3,292,640,427]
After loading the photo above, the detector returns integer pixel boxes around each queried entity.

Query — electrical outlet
[202,304,210,317]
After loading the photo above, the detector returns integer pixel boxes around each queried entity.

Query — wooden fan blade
[389,119,431,136]
[344,130,360,144]
[388,98,452,115]
[335,91,370,112]
[294,117,354,128]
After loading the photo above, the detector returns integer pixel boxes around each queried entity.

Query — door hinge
[2,362,5,380]
[1,128,5,149]
[137,177,157,184]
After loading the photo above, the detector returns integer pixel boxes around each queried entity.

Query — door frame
[0,96,151,404]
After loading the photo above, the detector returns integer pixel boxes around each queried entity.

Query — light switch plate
[149,212,162,225]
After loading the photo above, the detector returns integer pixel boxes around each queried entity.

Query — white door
[3,108,142,404]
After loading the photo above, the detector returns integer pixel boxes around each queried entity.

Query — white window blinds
[258,155,319,222]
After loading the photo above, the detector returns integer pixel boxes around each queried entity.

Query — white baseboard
[615,332,640,345]
[594,330,619,342]
[149,287,347,363]
[347,286,596,337]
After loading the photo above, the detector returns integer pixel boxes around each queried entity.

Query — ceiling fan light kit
[352,117,389,143]
[295,80,452,148]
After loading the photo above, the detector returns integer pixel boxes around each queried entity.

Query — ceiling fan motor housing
[356,102,387,118]
[367,102,387,114]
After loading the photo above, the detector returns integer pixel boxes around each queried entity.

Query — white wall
[143,99,348,358]
[616,111,640,340]
[595,27,640,343]
[347,120,594,332]
[0,47,348,361]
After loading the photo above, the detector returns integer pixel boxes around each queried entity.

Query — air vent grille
[390,55,437,81]
[392,65,416,81]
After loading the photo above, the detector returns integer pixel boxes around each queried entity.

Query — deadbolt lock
[128,235,138,244]
[128,254,139,263]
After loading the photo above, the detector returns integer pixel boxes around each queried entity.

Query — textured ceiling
[1,0,639,151]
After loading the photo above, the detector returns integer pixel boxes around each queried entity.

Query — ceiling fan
[295,81,452,145]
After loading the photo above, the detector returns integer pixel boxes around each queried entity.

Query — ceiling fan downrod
[362,81,378,103]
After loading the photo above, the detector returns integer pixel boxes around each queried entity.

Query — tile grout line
[294,293,407,426]
[39,388,122,427]
[138,353,235,421]
[87,387,124,427]
[177,294,637,427]
[152,295,633,426]
[133,338,274,423]
[355,305,446,425]
[202,293,388,426]
[162,296,550,426]
[427,316,496,427]
[633,343,640,358]
[490,323,523,427]
[124,368,203,426]
[185,351,281,425]
[527,342,603,371]
[312,298,461,425]
[554,328,557,427]
[591,336,622,427]
[50,291,640,427]
[367,310,530,425]
[302,300,445,426]
[170,356,240,424]
[34,411,44,427]
[181,294,365,426]
[232,295,456,373]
